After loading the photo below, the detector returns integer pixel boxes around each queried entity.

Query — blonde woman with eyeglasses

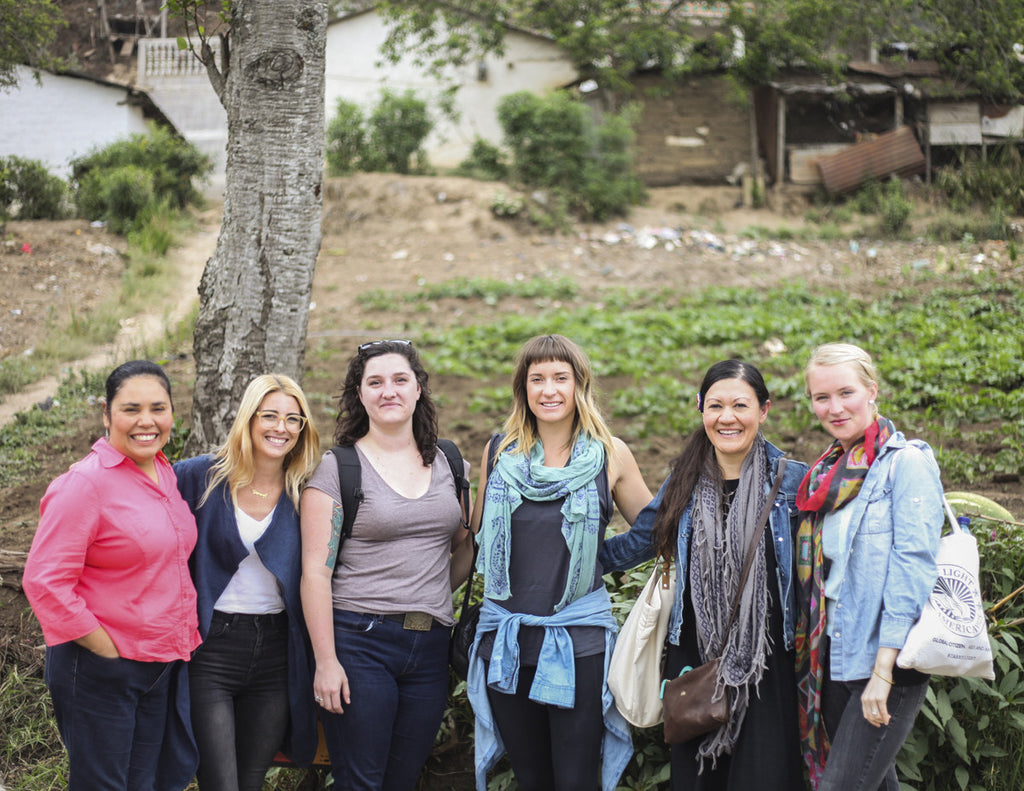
[174,374,322,790]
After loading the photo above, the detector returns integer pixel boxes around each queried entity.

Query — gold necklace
[251,487,269,498]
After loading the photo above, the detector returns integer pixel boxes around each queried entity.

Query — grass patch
[0,208,195,398]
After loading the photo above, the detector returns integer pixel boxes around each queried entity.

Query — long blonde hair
[498,334,615,462]
[201,374,321,508]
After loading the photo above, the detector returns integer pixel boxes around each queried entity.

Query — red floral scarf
[794,416,894,788]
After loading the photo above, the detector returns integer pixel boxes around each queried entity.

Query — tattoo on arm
[325,503,343,570]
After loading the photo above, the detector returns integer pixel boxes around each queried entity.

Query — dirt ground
[1,174,1022,785]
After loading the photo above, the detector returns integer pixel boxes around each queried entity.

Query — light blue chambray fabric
[819,433,943,681]
[468,588,632,791]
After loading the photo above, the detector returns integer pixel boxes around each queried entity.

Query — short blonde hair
[201,374,321,508]
[804,342,880,407]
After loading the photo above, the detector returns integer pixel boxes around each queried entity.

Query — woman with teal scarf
[468,334,653,791]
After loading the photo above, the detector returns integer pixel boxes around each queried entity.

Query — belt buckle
[403,612,432,631]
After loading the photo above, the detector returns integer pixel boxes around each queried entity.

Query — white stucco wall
[0,66,151,178]
[326,11,578,168]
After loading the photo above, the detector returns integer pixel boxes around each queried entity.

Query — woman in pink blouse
[23,360,202,791]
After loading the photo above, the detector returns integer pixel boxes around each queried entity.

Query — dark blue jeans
[45,642,177,790]
[188,611,290,791]
[820,674,929,791]
[319,609,450,791]
[485,652,605,791]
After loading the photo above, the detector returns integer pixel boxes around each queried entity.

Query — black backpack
[331,439,470,559]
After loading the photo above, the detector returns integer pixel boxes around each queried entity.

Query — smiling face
[702,377,769,473]
[358,353,421,428]
[103,375,173,469]
[525,359,577,428]
[806,363,878,451]
[250,391,302,463]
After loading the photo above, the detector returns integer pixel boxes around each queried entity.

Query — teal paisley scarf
[478,434,606,612]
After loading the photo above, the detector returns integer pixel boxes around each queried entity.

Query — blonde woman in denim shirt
[795,343,943,790]
[601,360,808,790]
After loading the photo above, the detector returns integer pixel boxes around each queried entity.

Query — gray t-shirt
[305,445,465,626]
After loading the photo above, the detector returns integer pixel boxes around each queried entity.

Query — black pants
[188,611,290,791]
[486,652,606,791]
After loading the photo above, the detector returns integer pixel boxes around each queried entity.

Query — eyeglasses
[255,411,307,431]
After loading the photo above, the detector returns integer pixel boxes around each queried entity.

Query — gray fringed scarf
[688,435,772,767]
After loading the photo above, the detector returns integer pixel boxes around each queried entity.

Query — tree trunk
[186,0,327,454]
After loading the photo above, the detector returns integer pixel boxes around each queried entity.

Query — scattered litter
[391,249,408,260]
[20,243,31,254]
[912,259,930,269]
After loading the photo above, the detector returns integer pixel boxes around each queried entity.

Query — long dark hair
[651,359,770,560]
[333,341,438,465]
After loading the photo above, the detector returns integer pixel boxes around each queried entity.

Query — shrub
[0,156,67,220]
[454,137,509,181]
[76,165,155,234]
[364,89,433,174]
[324,90,434,175]
[936,143,1024,216]
[70,124,210,213]
[496,90,645,221]
[878,177,913,236]
[325,99,366,176]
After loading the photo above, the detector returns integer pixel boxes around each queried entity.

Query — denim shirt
[599,441,807,651]
[467,588,632,791]
[822,433,943,681]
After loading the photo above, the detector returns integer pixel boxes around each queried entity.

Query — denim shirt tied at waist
[821,432,943,681]
[467,587,632,791]
[599,441,807,651]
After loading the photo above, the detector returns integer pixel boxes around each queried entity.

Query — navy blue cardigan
[174,455,317,766]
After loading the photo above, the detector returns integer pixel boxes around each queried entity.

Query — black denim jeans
[820,673,928,791]
[188,611,290,791]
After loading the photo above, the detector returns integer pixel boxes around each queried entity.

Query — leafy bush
[936,143,1024,216]
[0,156,67,220]
[897,515,1024,791]
[364,90,433,174]
[455,137,509,181]
[496,90,645,221]
[325,99,367,176]
[324,90,433,175]
[75,165,155,234]
[70,124,210,225]
[878,177,913,236]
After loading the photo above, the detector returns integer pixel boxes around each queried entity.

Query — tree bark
[186,0,327,454]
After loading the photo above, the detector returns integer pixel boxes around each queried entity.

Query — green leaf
[176,36,187,50]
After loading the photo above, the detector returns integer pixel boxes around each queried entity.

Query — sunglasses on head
[357,339,413,353]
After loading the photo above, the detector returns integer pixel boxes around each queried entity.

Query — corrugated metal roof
[816,126,925,195]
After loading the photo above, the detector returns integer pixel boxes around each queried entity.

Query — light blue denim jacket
[822,433,943,681]
[467,587,632,791]
[599,442,807,651]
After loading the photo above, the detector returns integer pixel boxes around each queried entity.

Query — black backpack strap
[332,444,363,560]
[437,438,470,528]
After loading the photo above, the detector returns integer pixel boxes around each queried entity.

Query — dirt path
[0,209,220,427]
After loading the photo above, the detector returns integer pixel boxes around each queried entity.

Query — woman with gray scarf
[600,360,807,789]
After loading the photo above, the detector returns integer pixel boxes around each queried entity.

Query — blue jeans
[485,652,605,791]
[820,674,929,791]
[45,642,179,790]
[319,610,450,791]
[188,611,290,791]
